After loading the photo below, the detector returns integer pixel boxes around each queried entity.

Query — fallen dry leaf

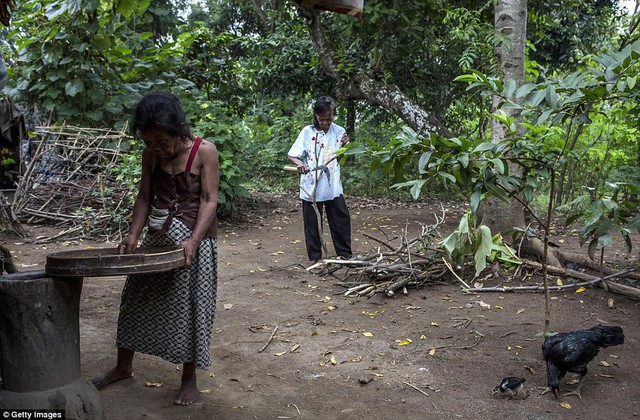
[559,402,571,409]
[223,303,233,310]
[517,309,525,315]
[607,298,614,308]
[524,365,535,374]
[575,287,587,293]
[274,351,286,356]
[475,300,491,310]
[598,360,611,367]
[145,381,163,387]
[396,338,412,346]
[428,348,436,356]
[362,332,374,337]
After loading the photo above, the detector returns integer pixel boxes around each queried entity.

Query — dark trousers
[302,195,352,261]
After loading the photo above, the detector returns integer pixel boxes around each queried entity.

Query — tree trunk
[480,0,527,236]
[346,100,356,140]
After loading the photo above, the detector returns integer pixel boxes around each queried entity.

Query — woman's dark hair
[312,96,336,129]
[131,92,191,140]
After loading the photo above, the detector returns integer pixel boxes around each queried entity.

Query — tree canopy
[0,0,638,227]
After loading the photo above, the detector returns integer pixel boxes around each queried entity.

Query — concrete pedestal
[0,271,104,419]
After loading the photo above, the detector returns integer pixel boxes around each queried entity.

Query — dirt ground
[2,192,639,420]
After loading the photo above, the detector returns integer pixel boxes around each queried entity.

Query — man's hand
[340,133,349,147]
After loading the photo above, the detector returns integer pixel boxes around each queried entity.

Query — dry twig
[258,325,279,353]
[10,125,133,241]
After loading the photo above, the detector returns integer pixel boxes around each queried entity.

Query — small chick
[492,377,526,399]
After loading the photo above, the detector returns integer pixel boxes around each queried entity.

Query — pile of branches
[315,204,639,301]
[325,207,452,297]
[11,125,134,242]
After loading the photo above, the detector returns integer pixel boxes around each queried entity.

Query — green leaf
[516,83,536,99]
[473,142,495,153]
[627,76,637,90]
[65,79,84,97]
[491,158,505,174]
[597,234,613,248]
[546,85,557,107]
[418,150,433,173]
[588,238,597,261]
[454,74,478,82]
[45,1,69,20]
[470,189,481,213]
[439,172,457,183]
[503,78,516,99]
[410,179,427,200]
[623,234,633,254]
[473,225,493,277]
[484,182,509,202]
[441,231,460,256]
[529,89,546,106]
[458,153,469,168]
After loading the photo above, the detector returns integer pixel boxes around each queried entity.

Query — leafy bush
[192,101,249,216]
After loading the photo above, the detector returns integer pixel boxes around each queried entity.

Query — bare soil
[2,192,639,420]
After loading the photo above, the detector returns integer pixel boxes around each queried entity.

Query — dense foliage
[0,0,638,232]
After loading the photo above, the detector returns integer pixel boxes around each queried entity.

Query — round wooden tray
[45,246,185,277]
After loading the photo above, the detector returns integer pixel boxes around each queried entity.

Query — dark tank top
[152,137,217,238]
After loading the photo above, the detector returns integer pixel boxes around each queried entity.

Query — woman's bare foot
[91,367,133,390]
[174,378,199,405]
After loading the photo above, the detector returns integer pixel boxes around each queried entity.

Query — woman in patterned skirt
[92,92,219,406]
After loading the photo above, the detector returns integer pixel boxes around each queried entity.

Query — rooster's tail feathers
[591,325,624,347]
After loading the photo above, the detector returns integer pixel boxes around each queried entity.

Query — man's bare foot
[91,367,133,390]
[174,378,199,406]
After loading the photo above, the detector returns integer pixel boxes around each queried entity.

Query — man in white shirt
[288,96,352,265]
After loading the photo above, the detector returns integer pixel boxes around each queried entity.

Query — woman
[287,96,352,267]
[92,92,219,406]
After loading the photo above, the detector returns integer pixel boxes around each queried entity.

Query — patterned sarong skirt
[116,218,217,368]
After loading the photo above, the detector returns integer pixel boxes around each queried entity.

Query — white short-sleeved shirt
[288,123,345,202]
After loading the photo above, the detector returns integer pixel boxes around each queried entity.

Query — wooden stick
[442,258,472,290]
[403,382,429,397]
[463,268,636,294]
[258,325,279,353]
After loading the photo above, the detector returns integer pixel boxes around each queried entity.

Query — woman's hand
[118,234,138,254]
[180,237,201,268]
[297,164,309,174]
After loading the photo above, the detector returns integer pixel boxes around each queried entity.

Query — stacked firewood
[12,125,135,242]
[327,207,450,297]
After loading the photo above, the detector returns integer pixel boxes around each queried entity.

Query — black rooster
[543,325,624,399]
